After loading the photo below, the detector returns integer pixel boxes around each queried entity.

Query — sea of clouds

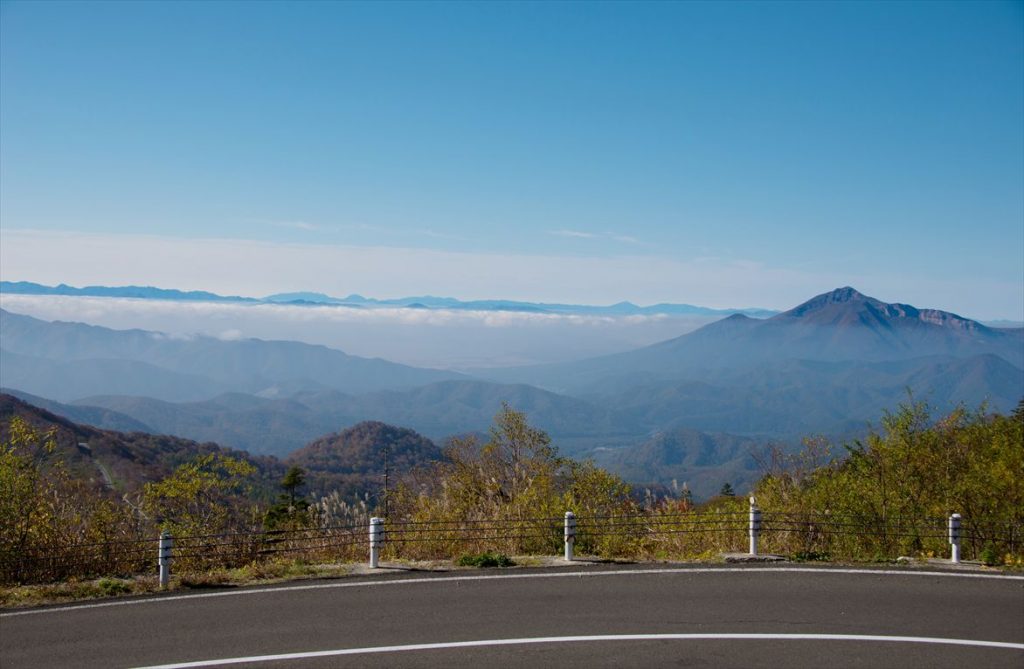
[0,294,716,369]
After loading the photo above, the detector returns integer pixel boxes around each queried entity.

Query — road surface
[2,564,1022,668]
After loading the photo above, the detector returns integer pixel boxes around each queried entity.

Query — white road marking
[133,634,1024,668]
[3,566,1022,618]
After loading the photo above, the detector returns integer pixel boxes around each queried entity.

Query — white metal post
[369,517,383,568]
[948,513,961,564]
[749,497,761,556]
[564,511,576,561]
[158,531,172,588]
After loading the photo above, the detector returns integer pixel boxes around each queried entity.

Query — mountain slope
[591,428,763,500]
[0,309,464,400]
[0,347,232,402]
[0,388,155,433]
[1,394,445,504]
[78,392,350,456]
[0,393,285,497]
[595,354,1023,438]
[63,380,638,456]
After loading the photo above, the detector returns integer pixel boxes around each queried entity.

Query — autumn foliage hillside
[287,421,442,500]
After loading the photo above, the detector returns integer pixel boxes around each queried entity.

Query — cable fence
[0,535,158,584]
[167,523,371,574]
[2,503,1020,586]
[574,511,751,559]
[380,516,565,562]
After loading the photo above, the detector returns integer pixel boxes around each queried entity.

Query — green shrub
[97,578,131,596]
[456,552,515,568]
[980,544,1000,566]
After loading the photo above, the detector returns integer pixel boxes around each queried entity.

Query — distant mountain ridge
[0,281,256,302]
[483,287,1024,393]
[8,379,636,456]
[1,280,777,318]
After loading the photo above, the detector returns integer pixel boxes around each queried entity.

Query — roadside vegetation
[2,400,1022,603]
[751,400,1024,563]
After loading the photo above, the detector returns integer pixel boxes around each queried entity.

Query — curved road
[2,564,1022,668]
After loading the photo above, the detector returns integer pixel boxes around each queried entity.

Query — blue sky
[1,1,1022,318]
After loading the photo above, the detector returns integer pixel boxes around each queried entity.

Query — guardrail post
[948,513,961,564]
[369,517,383,568]
[158,531,173,588]
[564,511,576,561]
[749,497,761,556]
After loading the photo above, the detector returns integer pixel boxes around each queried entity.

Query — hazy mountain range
[1,281,777,318]
[1,286,1020,499]
[0,308,463,401]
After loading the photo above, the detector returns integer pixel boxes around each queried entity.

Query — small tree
[142,453,257,537]
[0,418,58,568]
[265,466,310,530]
[282,466,306,509]
[719,482,736,497]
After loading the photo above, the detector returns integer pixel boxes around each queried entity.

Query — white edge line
[133,634,1024,668]
[3,566,1022,618]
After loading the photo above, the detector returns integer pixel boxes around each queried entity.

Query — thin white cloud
[267,220,388,233]
[413,229,467,241]
[549,229,598,239]
[270,220,321,231]
[0,294,667,329]
[549,229,643,245]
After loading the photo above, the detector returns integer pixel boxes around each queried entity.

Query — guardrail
[1,499,1019,587]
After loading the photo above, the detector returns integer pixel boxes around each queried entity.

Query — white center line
[132,634,1024,668]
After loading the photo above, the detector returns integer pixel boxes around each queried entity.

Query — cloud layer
[0,294,707,368]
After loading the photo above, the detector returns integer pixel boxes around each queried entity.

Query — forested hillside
[288,422,442,500]
[0,394,439,504]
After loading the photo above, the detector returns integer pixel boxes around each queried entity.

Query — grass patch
[456,552,516,568]
[179,559,351,589]
[0,559,357,609]
[0,576,157,608]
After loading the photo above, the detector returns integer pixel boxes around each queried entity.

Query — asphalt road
[2,564,1022,668]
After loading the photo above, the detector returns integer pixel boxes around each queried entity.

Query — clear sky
[1,1,1022,319]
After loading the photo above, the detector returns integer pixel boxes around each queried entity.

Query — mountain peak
[776,287,989,336]
[781,286,874,318]
[824,286,866,302]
